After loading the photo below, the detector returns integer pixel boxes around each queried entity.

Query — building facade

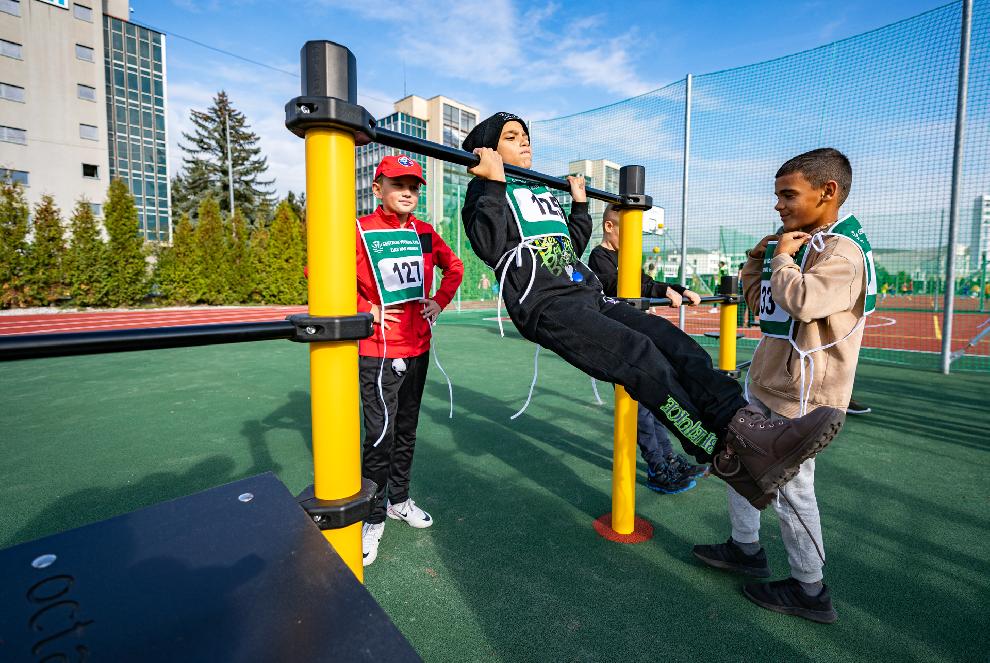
[103,3,169,242]
[0,0,168,241]
[355,110,427,219]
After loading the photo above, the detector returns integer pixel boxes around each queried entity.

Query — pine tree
[103,179,148,307]
[194,196,229,304]
[227,208,251,303]
[175,91,275,221]
[155,213,199,305]
[0,181,29,308]
[285,191,306,225]
[23,195,67,306]
[65,200,108,307]
[260,201,306,305]
[247,225,269,303]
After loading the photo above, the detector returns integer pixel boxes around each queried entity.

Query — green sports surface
[1,310,987,662]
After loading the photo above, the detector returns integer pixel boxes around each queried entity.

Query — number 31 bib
[359,226,425,306]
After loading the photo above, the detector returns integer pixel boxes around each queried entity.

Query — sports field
[1,309,988,661]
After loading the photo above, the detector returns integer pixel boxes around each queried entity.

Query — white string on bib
[428,317,454,419]
[493,240,540,337]
[510,345,541,420]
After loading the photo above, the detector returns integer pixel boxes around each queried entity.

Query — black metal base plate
[0,473,420,662]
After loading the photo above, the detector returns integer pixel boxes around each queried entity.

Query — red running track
[0,304,986,355]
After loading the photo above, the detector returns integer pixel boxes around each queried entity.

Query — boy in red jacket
[356,155,464,566]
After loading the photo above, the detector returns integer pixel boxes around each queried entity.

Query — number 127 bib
[360,227,425,306]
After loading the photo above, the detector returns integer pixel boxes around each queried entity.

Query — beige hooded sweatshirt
[740,223,868,418]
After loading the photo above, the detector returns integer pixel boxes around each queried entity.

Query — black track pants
[360,351,430,524]
[531,295,747,462]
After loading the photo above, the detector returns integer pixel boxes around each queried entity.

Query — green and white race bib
[505,178,571,241]
[359,226,425,306]
[759,214,876,340]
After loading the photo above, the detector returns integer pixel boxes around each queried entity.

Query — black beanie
[462,112,529,152]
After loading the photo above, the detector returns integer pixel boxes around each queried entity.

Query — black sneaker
[667,453,709,481]
[692,538,771,577]
[743,577,838,624]
[646,462,697,494]
[846,398,871,415]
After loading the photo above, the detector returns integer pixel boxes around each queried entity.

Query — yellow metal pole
[306,127,364,581]
[612,207,644,535]
[718,297,738,372]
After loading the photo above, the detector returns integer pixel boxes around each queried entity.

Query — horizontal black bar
[375,127,624,205]
[0,321,297,362]
[639,295,729,306]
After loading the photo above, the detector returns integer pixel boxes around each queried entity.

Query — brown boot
[724,404,845,493]
[711,447,774,510]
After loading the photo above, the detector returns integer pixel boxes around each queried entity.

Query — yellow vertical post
[612,207,644,535]
[306,127,363,581]
[718,286,738,372]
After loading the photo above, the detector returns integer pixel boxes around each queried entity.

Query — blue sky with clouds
[128,0,950,197]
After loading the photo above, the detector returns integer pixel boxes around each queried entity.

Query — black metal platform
[0,473,420,662]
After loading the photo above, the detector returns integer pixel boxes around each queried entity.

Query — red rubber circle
[593,514,654,543]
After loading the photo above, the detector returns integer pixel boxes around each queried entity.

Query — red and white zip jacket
[356,206,464,358]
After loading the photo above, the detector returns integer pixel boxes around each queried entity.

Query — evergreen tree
[175,91,275,221]
[0,181,29,308]
[65,200,108,307]
[23,195,67,306]
[103,179,148,306]
[194,196,229,304]
[155,213,199,305]
[227,208,252,303]
[247,225,269,303]
[261,202,306,305]
[285,190,306,225]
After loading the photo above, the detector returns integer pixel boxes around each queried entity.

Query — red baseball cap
[374,154,426,185]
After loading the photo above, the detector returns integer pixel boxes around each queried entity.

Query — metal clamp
[287,313,373,342]
[618,193,653,210]
[285,96,376,144]
[297,478,378,530]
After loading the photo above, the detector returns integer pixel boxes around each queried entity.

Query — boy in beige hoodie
[693,148,875,624]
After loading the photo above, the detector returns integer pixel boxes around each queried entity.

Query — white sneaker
[386,498,433,528]
[362,522,385,566]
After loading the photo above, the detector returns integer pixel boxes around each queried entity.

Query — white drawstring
[510,345,541,420]
[791,316,866,416]
[428,317,454,418]
[493,240,541,337]
[372,324,389,448]
[590,378,604,405]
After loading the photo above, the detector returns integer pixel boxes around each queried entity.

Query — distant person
[694,148,873,624]
[588,203,707,494]
[478,273,492,301]
[356,155,464,566]
[459,111,845,512]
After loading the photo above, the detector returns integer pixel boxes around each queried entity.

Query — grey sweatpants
[727,396,825,583]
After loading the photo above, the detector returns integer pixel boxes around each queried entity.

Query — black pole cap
[301,40,357,102]
[617,165,652,210]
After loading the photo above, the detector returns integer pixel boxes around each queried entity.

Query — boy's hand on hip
[664,286,683,307]
[748,234,778,260]
[371,303,402,330]
[682,289,702,306]
[775,231,810,257]
[468,148,506,182]
[566,174,587,203]
[419,298,441,324]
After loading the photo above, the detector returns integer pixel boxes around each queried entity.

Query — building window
[1,169,28,186]
[82,163,99,178]
[72,3,91,21]
[0,82,25,102]
[77,83,96,101]
[1,39,23,60]
[89,203,101,216]
[0,0,20,17]
[75,44,94,62]
[0,125,26,145]
[79,124,98,141]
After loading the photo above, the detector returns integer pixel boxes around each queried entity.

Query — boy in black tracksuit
[460,112,846,507]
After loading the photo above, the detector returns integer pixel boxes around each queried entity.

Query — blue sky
[128,0,951,197]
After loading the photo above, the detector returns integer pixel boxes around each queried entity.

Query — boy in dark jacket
[460,112,844,507]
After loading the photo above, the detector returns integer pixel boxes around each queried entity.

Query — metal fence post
[679,74,692,331]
